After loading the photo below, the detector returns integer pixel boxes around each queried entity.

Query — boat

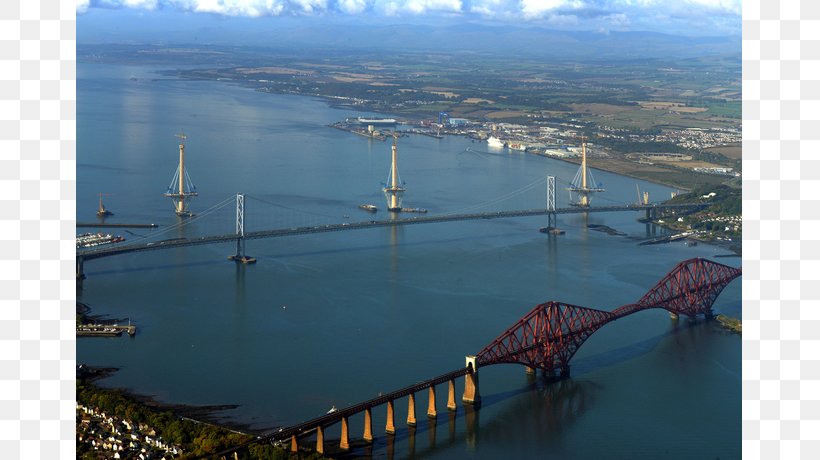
[348,117,397,126]
[359,204,378,212]
[486,136,504,148]
[327,406,337,414]
[539,227,565,235]
[508,142,526,151]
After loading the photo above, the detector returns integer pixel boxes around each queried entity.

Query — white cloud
[382,1,401,15]
[123,0,160,9]
[685,0,740,14]
[470,0,513,17]
[294,0,330,14]
[404,0,462,15]
[520,0,584,19]
[375,0,462,15]
[179,0,287,17]
[75,0,740,35]
[338,0,369,14]
[613,0,739,14]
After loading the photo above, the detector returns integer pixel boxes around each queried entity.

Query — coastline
[76,366,318,458]
[535,152,694,192]
[715,314,742,334]
[294,91,737,193]
[77,365,260,435]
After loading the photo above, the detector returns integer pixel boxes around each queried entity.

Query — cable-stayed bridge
[76,174,706,280]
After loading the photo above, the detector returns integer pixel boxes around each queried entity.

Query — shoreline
[715,314,742,334]
[537,152,694,192]
[293,92,734,193]
[109,63,732,193]
[75,367,301,458]
[77,366,262,436]
[76,304,264,435]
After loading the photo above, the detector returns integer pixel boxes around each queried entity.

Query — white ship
[349,117,397,126]
[486,136,504,148]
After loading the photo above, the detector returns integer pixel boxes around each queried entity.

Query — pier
[638,231,696,245]
[76,324,136,337]
[329,122,388,140]
[77,223,159,228]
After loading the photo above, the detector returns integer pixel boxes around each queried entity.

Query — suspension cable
[244,195,339,220]
[127,195,236,242]
[443,175,547,215]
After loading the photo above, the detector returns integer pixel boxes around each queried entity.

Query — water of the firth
[77,63,741,459]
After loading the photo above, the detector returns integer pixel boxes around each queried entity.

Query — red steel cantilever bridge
[208,257,741,459]
[476,257,742,376]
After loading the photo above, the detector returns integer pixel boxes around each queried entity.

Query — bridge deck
[78,203,704,261]
[266,367,469,442]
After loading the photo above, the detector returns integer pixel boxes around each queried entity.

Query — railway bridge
[207,257,740,459]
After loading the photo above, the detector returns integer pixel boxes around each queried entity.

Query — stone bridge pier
[462,355,480,405]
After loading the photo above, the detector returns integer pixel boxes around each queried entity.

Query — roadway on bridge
[78,204,703,261]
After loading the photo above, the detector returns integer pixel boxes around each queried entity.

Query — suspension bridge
[75,195,704,281]
[206,257,740,459]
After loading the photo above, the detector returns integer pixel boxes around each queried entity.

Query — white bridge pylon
[383,133,405,212]
[228,193,256,264]
[567,137,604,207]
[163,133,198,217]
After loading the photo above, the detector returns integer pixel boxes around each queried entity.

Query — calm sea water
[77,63,741,459]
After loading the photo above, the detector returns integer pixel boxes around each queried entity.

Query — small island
[715,314,742,334]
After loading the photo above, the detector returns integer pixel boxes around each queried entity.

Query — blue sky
[77,0,741,36]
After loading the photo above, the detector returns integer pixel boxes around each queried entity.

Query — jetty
[77,324,136,337]
[639,232,694,245]
[77,223,159,229]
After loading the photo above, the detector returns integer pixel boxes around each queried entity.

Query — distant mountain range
[79,14,740,60]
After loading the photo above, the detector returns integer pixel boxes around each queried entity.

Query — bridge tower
[540,176,564,235]
[96,192,113,217]
[76,255,85,287]
[383,133,405,212]
[163,133,198,217]
[228,194,256,264]
[462,355,480,405]
[567,137,604,207]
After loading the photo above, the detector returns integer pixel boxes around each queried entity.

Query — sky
[76,0,741,37]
